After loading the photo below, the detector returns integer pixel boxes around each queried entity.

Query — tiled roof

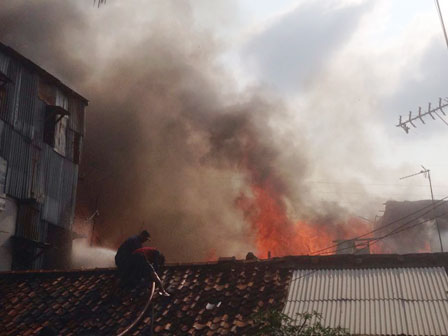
[1,253,448,336]
[0,260,291,336]
[284,267,448,335]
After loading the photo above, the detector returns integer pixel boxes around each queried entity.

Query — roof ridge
[2,252,448,275]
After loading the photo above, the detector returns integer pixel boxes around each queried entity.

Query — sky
[2,0,448,259]
[228,0,448,214]
[84,0,448,211]
[109,0,448,219]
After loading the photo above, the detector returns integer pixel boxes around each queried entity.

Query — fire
[237,166,375,257]
[417,241,431,253]
[237,177,337,257]
[206,248,218,261]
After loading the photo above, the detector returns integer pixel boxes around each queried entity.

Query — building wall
[0,45,87,270]
[0,197,17,271]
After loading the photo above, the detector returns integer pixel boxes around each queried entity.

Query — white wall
[0,197,17,271]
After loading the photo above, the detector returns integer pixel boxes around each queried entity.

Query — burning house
[0,42,88,271]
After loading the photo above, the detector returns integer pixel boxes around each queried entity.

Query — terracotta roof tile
[2,253,448,335]
[0,259,291,335]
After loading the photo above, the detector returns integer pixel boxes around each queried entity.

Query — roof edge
[0,41,89,104]
[2,253,448,276]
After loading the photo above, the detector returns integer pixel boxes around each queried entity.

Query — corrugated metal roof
[283,267,448,336]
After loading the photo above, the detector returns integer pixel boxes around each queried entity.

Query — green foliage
[250,309,349,336]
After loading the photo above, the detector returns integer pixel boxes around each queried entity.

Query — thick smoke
[0,0,407,262]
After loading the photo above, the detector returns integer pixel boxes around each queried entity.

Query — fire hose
[117,282,156,336]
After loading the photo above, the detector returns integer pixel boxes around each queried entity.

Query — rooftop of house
[1,253,448,336]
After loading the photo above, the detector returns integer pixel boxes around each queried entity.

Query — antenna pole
[400,167,444,252]
[435,0,448,50]
[426,169,444,252]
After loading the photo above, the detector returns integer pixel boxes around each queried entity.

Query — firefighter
[115,230,150,286]
[133,247,170,296]
[114,231,169,296]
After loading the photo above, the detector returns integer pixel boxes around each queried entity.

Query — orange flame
[206,248,218,261]
[417,241,431,253]
[237,167,376,257]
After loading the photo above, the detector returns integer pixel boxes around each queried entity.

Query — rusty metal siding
[283,267,448,336]
[0,51,11,130]
[41,145,63,225]
[0,59,39,140]
[33,99,46,144]
[15,203,45,242]
[60,158,78,226]
[15,68,38,139]
[0,50,10,74]
[0,46,83,273]
[68,96,85,135]
[1,59,21,125]
[1,123,33,199]
[53,89,69,157]
[40,145,77,229]
[65,128,75,162]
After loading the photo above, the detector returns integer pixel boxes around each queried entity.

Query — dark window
[44,105,68,148]
[43,112,56,147]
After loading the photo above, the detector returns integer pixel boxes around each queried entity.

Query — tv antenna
[396,98,448,133]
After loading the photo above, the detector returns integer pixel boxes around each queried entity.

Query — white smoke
[71,238,116,268]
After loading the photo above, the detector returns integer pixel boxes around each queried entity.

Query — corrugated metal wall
[0,49,86,243]
[2,58,20,125]
[68,96,85,135]
[16,204,45,242]
[40,145,78,229]
[283,267,448,336]
[1,122,34,199]
[0,51,10,74]
[15,68,38,139]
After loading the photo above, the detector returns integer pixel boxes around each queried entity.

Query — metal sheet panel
[0,59,39,140]
[1,59,21,125]
[65,128,75,162]
[0,51,10,74]
[1,123,33,199]
[14,67,38,139]
[41,145,63,225]
[68,96,85,135]
[33,99,46,144]
[15,203,44,242]
[60,158,77,227]
[40,145,77,229]
[0,156,7,193]
[284,267,448,336]
[53,115,67,157]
